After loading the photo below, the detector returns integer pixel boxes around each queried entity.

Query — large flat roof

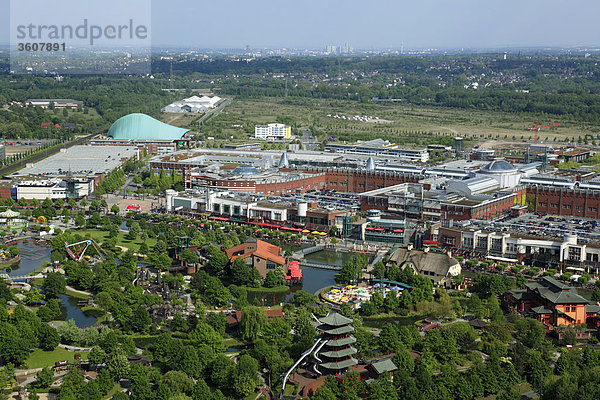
[16,145,137,177]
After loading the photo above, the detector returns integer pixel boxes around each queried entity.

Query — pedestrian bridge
[0,274,45,282]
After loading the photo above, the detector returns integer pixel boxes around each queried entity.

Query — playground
[320,280,412,309]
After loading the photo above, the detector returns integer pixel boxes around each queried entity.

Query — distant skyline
[1,0,599,50]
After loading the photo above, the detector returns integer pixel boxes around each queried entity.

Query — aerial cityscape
[2,1,600,400]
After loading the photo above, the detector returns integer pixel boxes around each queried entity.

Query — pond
[3,238,52,277]
[246,251,358,306]
[57,294,98,328]
[303,250,356,267]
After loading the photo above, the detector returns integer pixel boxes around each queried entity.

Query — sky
[1,0,599,50]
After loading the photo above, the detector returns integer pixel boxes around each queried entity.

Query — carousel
[0,209,25,229]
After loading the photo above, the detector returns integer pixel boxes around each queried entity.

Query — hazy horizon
[1,0,599,50]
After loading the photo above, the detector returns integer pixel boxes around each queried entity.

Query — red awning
[393,229,404,233]
[423,241,438,245]
[209,216,229,221]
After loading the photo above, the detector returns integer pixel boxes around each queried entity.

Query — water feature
[4,239,51,277]
[303,250,355,267]
[57,294,98,328]
[246,251,354,306]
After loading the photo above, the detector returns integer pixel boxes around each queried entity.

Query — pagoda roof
[319,325,354,335]
[320,358,358,370]
[320,347,358,359]
[327,336,357,347]
[319,312,353,327]
[371,359,398,375]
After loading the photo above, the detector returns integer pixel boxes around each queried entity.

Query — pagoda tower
[315,312,358,374]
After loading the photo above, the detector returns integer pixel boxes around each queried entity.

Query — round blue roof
[107,113,189,141]
[231,165,260,175]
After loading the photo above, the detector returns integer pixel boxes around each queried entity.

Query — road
[65,285,92,297]
[197,98,231,127]
[59,344,93,352]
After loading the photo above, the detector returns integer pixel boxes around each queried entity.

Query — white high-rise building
[254,123,291,140]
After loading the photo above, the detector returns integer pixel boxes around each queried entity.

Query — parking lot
[466,212,600,241]
[281,189,361,211]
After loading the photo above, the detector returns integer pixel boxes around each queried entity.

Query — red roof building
[225,237,286,278]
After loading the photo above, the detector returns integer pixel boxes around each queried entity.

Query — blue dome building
[107,113,189,141]
[231,165,261,175]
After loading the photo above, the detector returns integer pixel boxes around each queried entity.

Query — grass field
[196,97,597,147]
[74,228,157,253]
[25,348,89,369]
[102,383,123,399]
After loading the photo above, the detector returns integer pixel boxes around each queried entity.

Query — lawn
[102,383,123,399]
[74,228,157,253]
[64,288,90,300]
[245,285,290,293]
[25,348,89,369]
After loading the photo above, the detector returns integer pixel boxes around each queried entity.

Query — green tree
[35,367,54,388]
[43,272,66,298]
[57,319,81,344]
[239,306,267,341]
[75,214,85,227]
[39,324,60,351]
[291,290,318,306]
[107,350,130,380]
[378,324,400,354]
[131,305,151,333]
[127,221,140,240]
[515,318,546,349]
[88,346,107,366]
[0,323,29,365]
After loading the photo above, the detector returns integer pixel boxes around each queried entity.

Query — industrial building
[162,96,222,113]
[24,99,83,109]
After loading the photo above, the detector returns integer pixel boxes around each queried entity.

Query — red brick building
[529,186,600,219]
[185,171,327,194]
[281,167,429,193]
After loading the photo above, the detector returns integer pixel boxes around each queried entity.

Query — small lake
[304,250,356,266]
[246,250,358,306]
[3,239,52,277]
[57,294,98,328]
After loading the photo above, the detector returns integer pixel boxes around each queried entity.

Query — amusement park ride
[65,239,106,262]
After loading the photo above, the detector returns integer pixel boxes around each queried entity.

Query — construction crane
[528,121,560,144]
